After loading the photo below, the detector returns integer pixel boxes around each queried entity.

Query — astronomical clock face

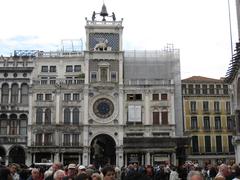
[89,33,119,51]
[93,98,114,118]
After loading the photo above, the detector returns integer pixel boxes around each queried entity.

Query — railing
[32,78,84,86]
[62,142,80,147]
[189,146,233,154]
[0,136,27,144]
[124,79,174,86]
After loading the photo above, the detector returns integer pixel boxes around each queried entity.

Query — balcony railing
[62,142,80,147]
[0,136,27,144]
[189,146,232,155]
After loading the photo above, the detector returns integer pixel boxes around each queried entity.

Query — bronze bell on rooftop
[100,3,108,21]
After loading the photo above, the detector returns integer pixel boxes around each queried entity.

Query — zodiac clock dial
[93,98,114,118]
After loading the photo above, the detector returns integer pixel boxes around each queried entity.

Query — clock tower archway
[90,134,116,168]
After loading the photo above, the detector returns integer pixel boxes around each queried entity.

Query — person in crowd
[91,173,102,180]
[63,164,77,180]
[26,168,40,180]
[0,165,12,180]
[215,164,229,180]
[53,170,65,180]
[10,163,20,180]
[46,163,63,180]
[74,173,90,180]
[77,165,86,175]
[101,166,115,180]
[187,170,204,180]
[231,164,240,180]
[169,166,179,180]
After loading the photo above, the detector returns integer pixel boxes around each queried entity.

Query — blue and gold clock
[93,98,114,118]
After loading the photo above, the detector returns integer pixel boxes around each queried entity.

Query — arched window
[45,108,51,125]
[36,108,43,124]
[11,84,18,104]
[72,108,79,125]
[64,108,71,124]
[2,84,9,104]
[21,84,29,105]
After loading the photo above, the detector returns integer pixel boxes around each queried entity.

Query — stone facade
[0,5,188,167]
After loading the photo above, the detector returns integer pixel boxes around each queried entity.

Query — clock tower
[83,4,124,167]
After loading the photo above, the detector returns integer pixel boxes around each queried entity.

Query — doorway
[90,134,116,168]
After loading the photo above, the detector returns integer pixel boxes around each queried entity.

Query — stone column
[146,152,150,165]
[54,153,60,162]
[55,89,61,124]
[18,86,21,103]
[82,147,89,166]
[171,153,176,166]
[119,89,124,125]
[26,152,32,166]
[145,91,150,125]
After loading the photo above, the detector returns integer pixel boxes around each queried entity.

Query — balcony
[32,142,56,147]
[189,146,232,155]
[0,136,27,144]
[62,142,81,147]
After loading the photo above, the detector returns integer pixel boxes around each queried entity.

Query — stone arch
[90,134,116,168]
[8,145,26,165]
[0,146,6,164]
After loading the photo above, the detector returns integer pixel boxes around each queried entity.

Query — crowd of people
[0,161,240,180]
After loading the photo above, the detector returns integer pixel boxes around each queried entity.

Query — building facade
[0,54,34,165]
[182,76,235,166]
[0,5,188,167]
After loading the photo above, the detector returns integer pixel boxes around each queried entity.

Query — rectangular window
[37,94,43,101]
[226,101,231,113]
[216,85,221,94]
[228,136,234,152]
[161,93,168,100]
[152,94,159,101]
[9,120,17,135]
[49,77,56,84]
[205,136,211,153]
[45,94,52,101]
[188,84,194,94]
[203,116,210,130]
[41,66,48,72]
[40,77,48,85]
[127,94,142,101]
[215,116,221,130]
[216,136,222,153]
[0,120,7,135]
[73,93,80,101]
[223,85,228,94]
[214,101,220,113]
[191,116,198,129]
[203,101,209,112]
[63,134,71,146]
[66,77,73,84]
[111,71,117,82]
[161,112,168,125]
[202,84,208,94]
[227,116,234,130]
[153,112,159,125]
[74,65,81,72]
[19,120,27,135]
[64,94,71,101]
[192,136,199,153]
[45,133,52,146]
[209,84,214,94]
[91,72,97,82]
[72,134,79,146]
[36,134,43,146]
[66,65,73,72]
[195,84,200,94]
[190,101,196,113]
[182,84,187,94]
[49,66,56,72]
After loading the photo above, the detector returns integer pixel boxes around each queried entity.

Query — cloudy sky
[0,0,238,79]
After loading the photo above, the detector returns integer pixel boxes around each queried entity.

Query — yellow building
[182,76,235,166]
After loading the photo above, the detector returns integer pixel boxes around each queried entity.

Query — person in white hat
[77,165,86,175]
[63,164,76,180]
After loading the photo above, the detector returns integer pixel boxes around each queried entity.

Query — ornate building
[0,53,34,165]
[0,4,188,167]
[182,76,235,166]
